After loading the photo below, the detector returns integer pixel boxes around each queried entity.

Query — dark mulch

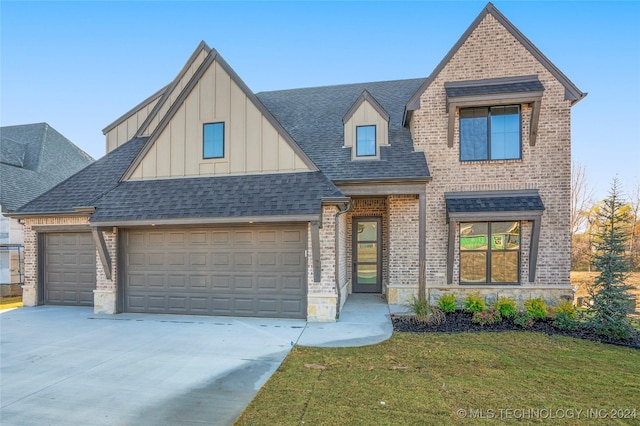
[392,311,640,349]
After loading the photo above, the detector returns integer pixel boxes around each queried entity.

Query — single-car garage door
[122,225,307,318]
[44,232,96,306]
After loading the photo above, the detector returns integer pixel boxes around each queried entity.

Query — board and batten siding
[129,60,310,179]
[105,96,161,153]
[140,49,209,138]
[343,99,389,157]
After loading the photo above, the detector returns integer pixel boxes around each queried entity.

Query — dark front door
[353,218,382,293]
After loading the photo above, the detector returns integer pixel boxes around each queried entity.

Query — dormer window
[343,90,389,161]
[203,122,224,159]
[356,125,376,157]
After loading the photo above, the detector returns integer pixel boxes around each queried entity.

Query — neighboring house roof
[90,172,343,224]
[0,123,94,212]
[15,137,146,215]
[257,78,430,182]
[403,2,586,125]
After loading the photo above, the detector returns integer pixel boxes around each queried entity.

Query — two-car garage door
[121,225,307,319]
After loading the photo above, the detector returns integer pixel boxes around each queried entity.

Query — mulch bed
[392,311,640,349]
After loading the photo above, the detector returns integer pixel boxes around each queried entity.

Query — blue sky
[1,1,638,200]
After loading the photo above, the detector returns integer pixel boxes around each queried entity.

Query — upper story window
[460,105,520,161]
[356,125,376,157]
[203,122,224,159]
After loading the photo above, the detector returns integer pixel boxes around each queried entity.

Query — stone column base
[22,286,37,306]
[307,295,337,322]
[93,289,117,314]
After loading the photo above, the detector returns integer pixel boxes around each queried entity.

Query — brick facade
[94,229,117,314]
[410,13,573,305]
[21,216,92,307]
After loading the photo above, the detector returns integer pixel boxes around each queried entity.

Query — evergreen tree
[586,178,634,339]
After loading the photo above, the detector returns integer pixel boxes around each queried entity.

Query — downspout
[334,201,352,318]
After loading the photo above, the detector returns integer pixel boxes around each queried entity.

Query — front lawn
[236,333,639,425]
[0,296,22,310]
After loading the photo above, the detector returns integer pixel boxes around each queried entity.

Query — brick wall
[387,195,420,304]
[410,13,573,304]
[307,205,339,321]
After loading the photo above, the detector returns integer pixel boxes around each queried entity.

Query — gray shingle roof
[90,172,343,223]
[445,76,544,98]
[15,137,146,214]
[0,123,94,212]
[256,79,430,182]
[445,193,545,213]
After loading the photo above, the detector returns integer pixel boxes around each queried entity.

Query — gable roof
[135,41,211,137]
[403,2,586,126]
[0,123,94,212]
[342,89,390,124]
[257,78,430,182]
[121,46,318,180]
[102,84,168,134]
[13,137,145,215]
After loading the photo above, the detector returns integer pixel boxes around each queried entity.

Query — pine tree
[586,178,634,339]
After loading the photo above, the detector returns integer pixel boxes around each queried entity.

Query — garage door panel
[211,275,232,289]
[149,253,164,266]
[124,225,307,318]
[44,232,95,306]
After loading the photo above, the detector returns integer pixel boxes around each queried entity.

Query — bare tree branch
[571,160,595,235]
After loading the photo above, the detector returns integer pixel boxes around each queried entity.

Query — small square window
[460,105,520,161]
[203,122,224,159]
[356,125,376,157]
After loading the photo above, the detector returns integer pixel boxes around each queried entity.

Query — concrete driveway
[0,306,306,426]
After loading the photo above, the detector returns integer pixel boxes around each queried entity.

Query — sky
[1,1,638,200]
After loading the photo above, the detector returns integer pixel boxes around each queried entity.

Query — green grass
[236,332,640,425]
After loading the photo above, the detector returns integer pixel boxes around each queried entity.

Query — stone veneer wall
[307,205,340,321]
[410,13,573,305]
[21,216,92,307]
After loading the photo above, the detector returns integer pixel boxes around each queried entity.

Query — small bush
[408,297,445,326]
[463,294,486,313]
[408,296,430,318]
[524,298,547,320]
[472,308,502,326]
[438,293,457,313]
[554,311,578,331]
[513,311,534,328]
[494,296,517,318]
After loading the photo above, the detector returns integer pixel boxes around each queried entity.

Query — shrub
[553,301,578,330]
[463,294,486,313]
[524,298,547,320]
[471,308,502,326]
[438,293,457,313]
[513,310,534,328]
[408,297,445,326]
[494,296,517,318]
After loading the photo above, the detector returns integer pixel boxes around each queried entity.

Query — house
[11,3,585,321]
[0,123,93,297]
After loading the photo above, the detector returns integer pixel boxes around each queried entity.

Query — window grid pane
[356,125,376,157]
[459,105,520,161]
[203,122,224,159]
[459,221,520,284]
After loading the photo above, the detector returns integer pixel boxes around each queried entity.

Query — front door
[353,218,382,293]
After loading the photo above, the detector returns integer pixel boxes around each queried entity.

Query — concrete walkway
[0,294,392,425]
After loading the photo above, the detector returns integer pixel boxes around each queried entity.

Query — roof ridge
[256,77,426,95]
